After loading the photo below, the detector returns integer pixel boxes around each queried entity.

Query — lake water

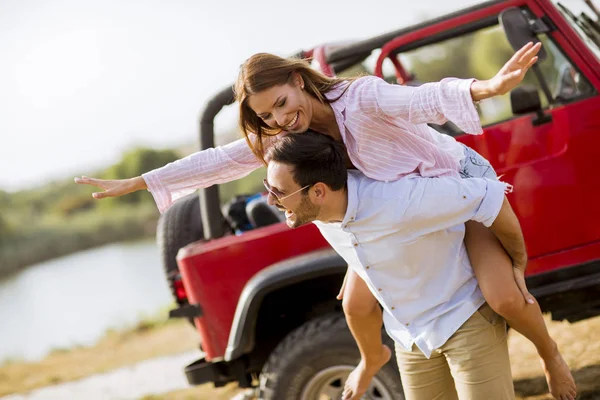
[0,240,174,364]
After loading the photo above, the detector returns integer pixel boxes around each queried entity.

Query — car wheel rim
[300,365,395,400]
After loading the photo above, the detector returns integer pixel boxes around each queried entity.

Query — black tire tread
[259,314,344,399]
[259,313,402,400]
[156,194,203,300]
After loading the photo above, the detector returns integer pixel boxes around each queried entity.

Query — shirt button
[365,266,371,270]
[405,323,410,326]
[353,243,358,247]
[463,195,467,199]
[391,306,396,310]
[378,288,382,292]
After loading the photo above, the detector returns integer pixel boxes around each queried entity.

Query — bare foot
[540,349,577,400]
[342,345,391,400]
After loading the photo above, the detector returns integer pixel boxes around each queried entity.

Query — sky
[0,0,486,192]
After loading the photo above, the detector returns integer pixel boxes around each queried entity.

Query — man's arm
[400,176,533,302]
[487,196,534,303]
[399,176,506,236]
[401,176,527,268]
[488,197,528,272]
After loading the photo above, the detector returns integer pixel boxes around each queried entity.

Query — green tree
[403,34,476,83]
[0,211,9,239]
[54,193,96,216]
[468,28,515,81]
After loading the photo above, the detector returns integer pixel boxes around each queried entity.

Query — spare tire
[156,194,204,303]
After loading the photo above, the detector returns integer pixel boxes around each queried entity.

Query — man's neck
[317,187,348,223]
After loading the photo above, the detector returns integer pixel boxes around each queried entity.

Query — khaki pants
[395,304,514,400]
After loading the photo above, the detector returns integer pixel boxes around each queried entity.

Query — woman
[75,42,575,400]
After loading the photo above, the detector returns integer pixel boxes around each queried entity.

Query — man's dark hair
[266,130,347,191]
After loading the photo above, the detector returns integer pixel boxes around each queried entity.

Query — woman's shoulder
[337,75,388,114]
[349,75,384,89]
[327,75,381,99]
[345,75,388,101]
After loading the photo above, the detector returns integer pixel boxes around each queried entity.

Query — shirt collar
[324,81,350,114]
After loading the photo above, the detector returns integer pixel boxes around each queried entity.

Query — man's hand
[513,266,535,305]
[489,197,533,304]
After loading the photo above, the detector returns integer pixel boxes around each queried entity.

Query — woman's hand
[74,176,147,199]
[471,42,542,101]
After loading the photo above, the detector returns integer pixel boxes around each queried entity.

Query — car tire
[156,194,203,301]
[258,313,404,400]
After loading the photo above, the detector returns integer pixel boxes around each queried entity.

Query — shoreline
[0,317,198,397]
[0,204,159,278]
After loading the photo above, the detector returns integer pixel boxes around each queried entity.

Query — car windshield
[554,0,600,62]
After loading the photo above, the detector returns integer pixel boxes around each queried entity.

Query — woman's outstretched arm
[75,136,263,213]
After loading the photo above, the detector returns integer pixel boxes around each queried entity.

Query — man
[263,131,518,399]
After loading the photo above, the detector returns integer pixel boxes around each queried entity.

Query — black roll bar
[197,85,235,240]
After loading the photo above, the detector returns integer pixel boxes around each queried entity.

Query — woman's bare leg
[465,220,576,400]
[340,268,391,400]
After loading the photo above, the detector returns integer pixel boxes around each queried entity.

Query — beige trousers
[394,304,515,400]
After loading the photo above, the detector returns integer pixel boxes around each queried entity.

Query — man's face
[266,161,320,228]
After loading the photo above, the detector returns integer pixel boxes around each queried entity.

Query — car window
[553,0,600,63]
[362,19,594,128]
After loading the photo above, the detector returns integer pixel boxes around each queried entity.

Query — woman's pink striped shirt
[143,76,482,213]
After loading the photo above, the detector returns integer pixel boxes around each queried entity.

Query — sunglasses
[263,179,311,204]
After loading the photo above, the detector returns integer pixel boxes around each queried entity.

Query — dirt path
[0,352,201,400]
[2,315,598,400]
[0,320,198,397]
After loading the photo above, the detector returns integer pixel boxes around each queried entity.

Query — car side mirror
[510,85,552,126]
[500,7,548,61]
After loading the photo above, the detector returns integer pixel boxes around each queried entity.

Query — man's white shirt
[314,170,506,358]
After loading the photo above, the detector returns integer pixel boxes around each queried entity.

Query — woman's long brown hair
[234,53,351,164]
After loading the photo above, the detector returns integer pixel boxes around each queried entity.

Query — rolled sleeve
[400,176,506,235]
[452,78,484,135]
[142,170,174,214]
[473,179,507,227]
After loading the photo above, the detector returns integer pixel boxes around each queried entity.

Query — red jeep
[158,0,600,398]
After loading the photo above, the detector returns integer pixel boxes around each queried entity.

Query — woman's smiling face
[246,77,313,134]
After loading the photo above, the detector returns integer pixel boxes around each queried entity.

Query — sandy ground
[1,352,201,400]
[510,315,600,399]
[0,320,199,397]
[150,314,600,400]
[2,315,599,400]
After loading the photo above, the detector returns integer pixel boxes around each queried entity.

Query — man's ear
[311,182,327,204]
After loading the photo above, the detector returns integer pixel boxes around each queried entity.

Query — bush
[0,203,159,276]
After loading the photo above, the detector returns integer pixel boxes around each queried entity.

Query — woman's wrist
[131,176,148,192]
[470,79,496,102]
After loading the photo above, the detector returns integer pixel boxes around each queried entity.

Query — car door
[372,0,600,272]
